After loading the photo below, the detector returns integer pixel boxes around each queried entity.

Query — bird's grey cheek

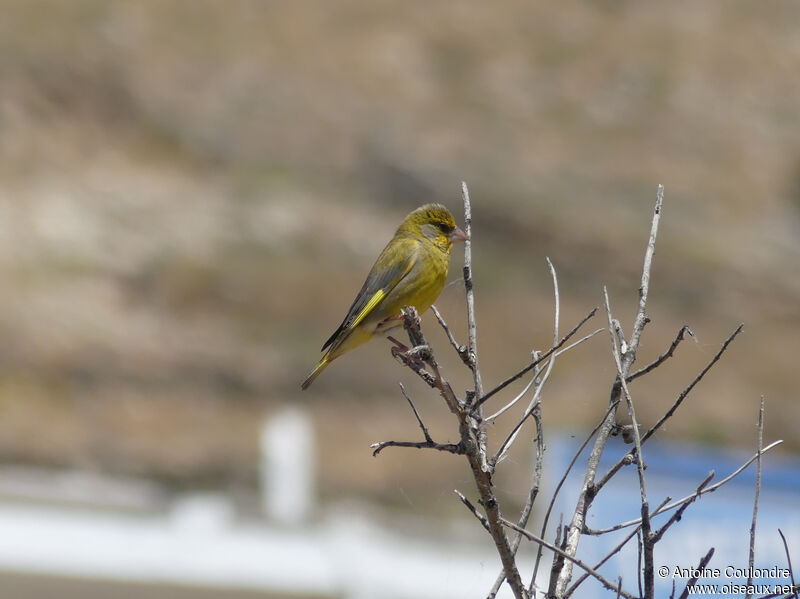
[420,223,439,241]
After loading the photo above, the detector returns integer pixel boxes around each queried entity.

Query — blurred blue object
[547,434,800,598]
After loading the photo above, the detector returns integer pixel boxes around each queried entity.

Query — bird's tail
[300,356,329,390]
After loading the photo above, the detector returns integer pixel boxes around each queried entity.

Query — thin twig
[371,439,464,456]
[566,528,639,598]
[489,324,603,431]
[474,307,598,411]
[641,323,743,445]
[594,324,745,493]
[451,184,527,599]
[501,518,638,599]
[555,185,664,596]
[489,403,545,599]
[489,330,604,423]
[554,328,605,358]
[746,396,765,599]
[487,351,539,422]
[492,259,560,465]
[455,489,491,533]
[370,383,464,457]
[566,497,672,598]
[650,472,713,544]
[678,548,715,599]
[586,440,783,534]
[431,305,468,362]
[462,181,484,403]
[628,183,663,355]
[604,287,654,599]
[627,325,695,383]
[397,306,462,414]
[400,382,432,442]
[778,529,798,598]
[530,400,618,594]
[547,518,565,598]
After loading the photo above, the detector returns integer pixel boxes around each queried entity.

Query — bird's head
[399,203,469,253]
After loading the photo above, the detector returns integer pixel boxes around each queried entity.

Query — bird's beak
[450,226,469,243]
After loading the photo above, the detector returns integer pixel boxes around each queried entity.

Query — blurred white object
[170,493,234,533]
[260,406,316,524]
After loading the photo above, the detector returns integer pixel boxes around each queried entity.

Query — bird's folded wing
[321,240,419,352]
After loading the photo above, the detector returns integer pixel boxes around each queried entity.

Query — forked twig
[371,380,465,456]
[501,518,637,599]
[555,185,665,596]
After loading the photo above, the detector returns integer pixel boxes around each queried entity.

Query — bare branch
[461,182,494,483]
[501,518,638,599]
[386,186,529,599]
[555,185,664,596]
[746,396,765,599]
[395,307,462,414]
[462,181,483,401]
[371,438,464,456]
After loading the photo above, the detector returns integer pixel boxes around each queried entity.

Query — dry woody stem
[370,183,778,599]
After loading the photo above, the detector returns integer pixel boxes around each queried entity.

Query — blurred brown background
[0,0,798,516]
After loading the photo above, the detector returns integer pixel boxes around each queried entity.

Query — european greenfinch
[301,203,468,389]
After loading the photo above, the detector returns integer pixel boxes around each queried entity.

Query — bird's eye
[437,222,452,233]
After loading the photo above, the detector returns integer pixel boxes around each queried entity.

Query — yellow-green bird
[301,203,468,390]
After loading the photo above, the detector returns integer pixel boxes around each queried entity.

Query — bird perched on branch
[301,203,468,389]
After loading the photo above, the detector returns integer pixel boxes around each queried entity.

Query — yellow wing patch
[349,288,387,331]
